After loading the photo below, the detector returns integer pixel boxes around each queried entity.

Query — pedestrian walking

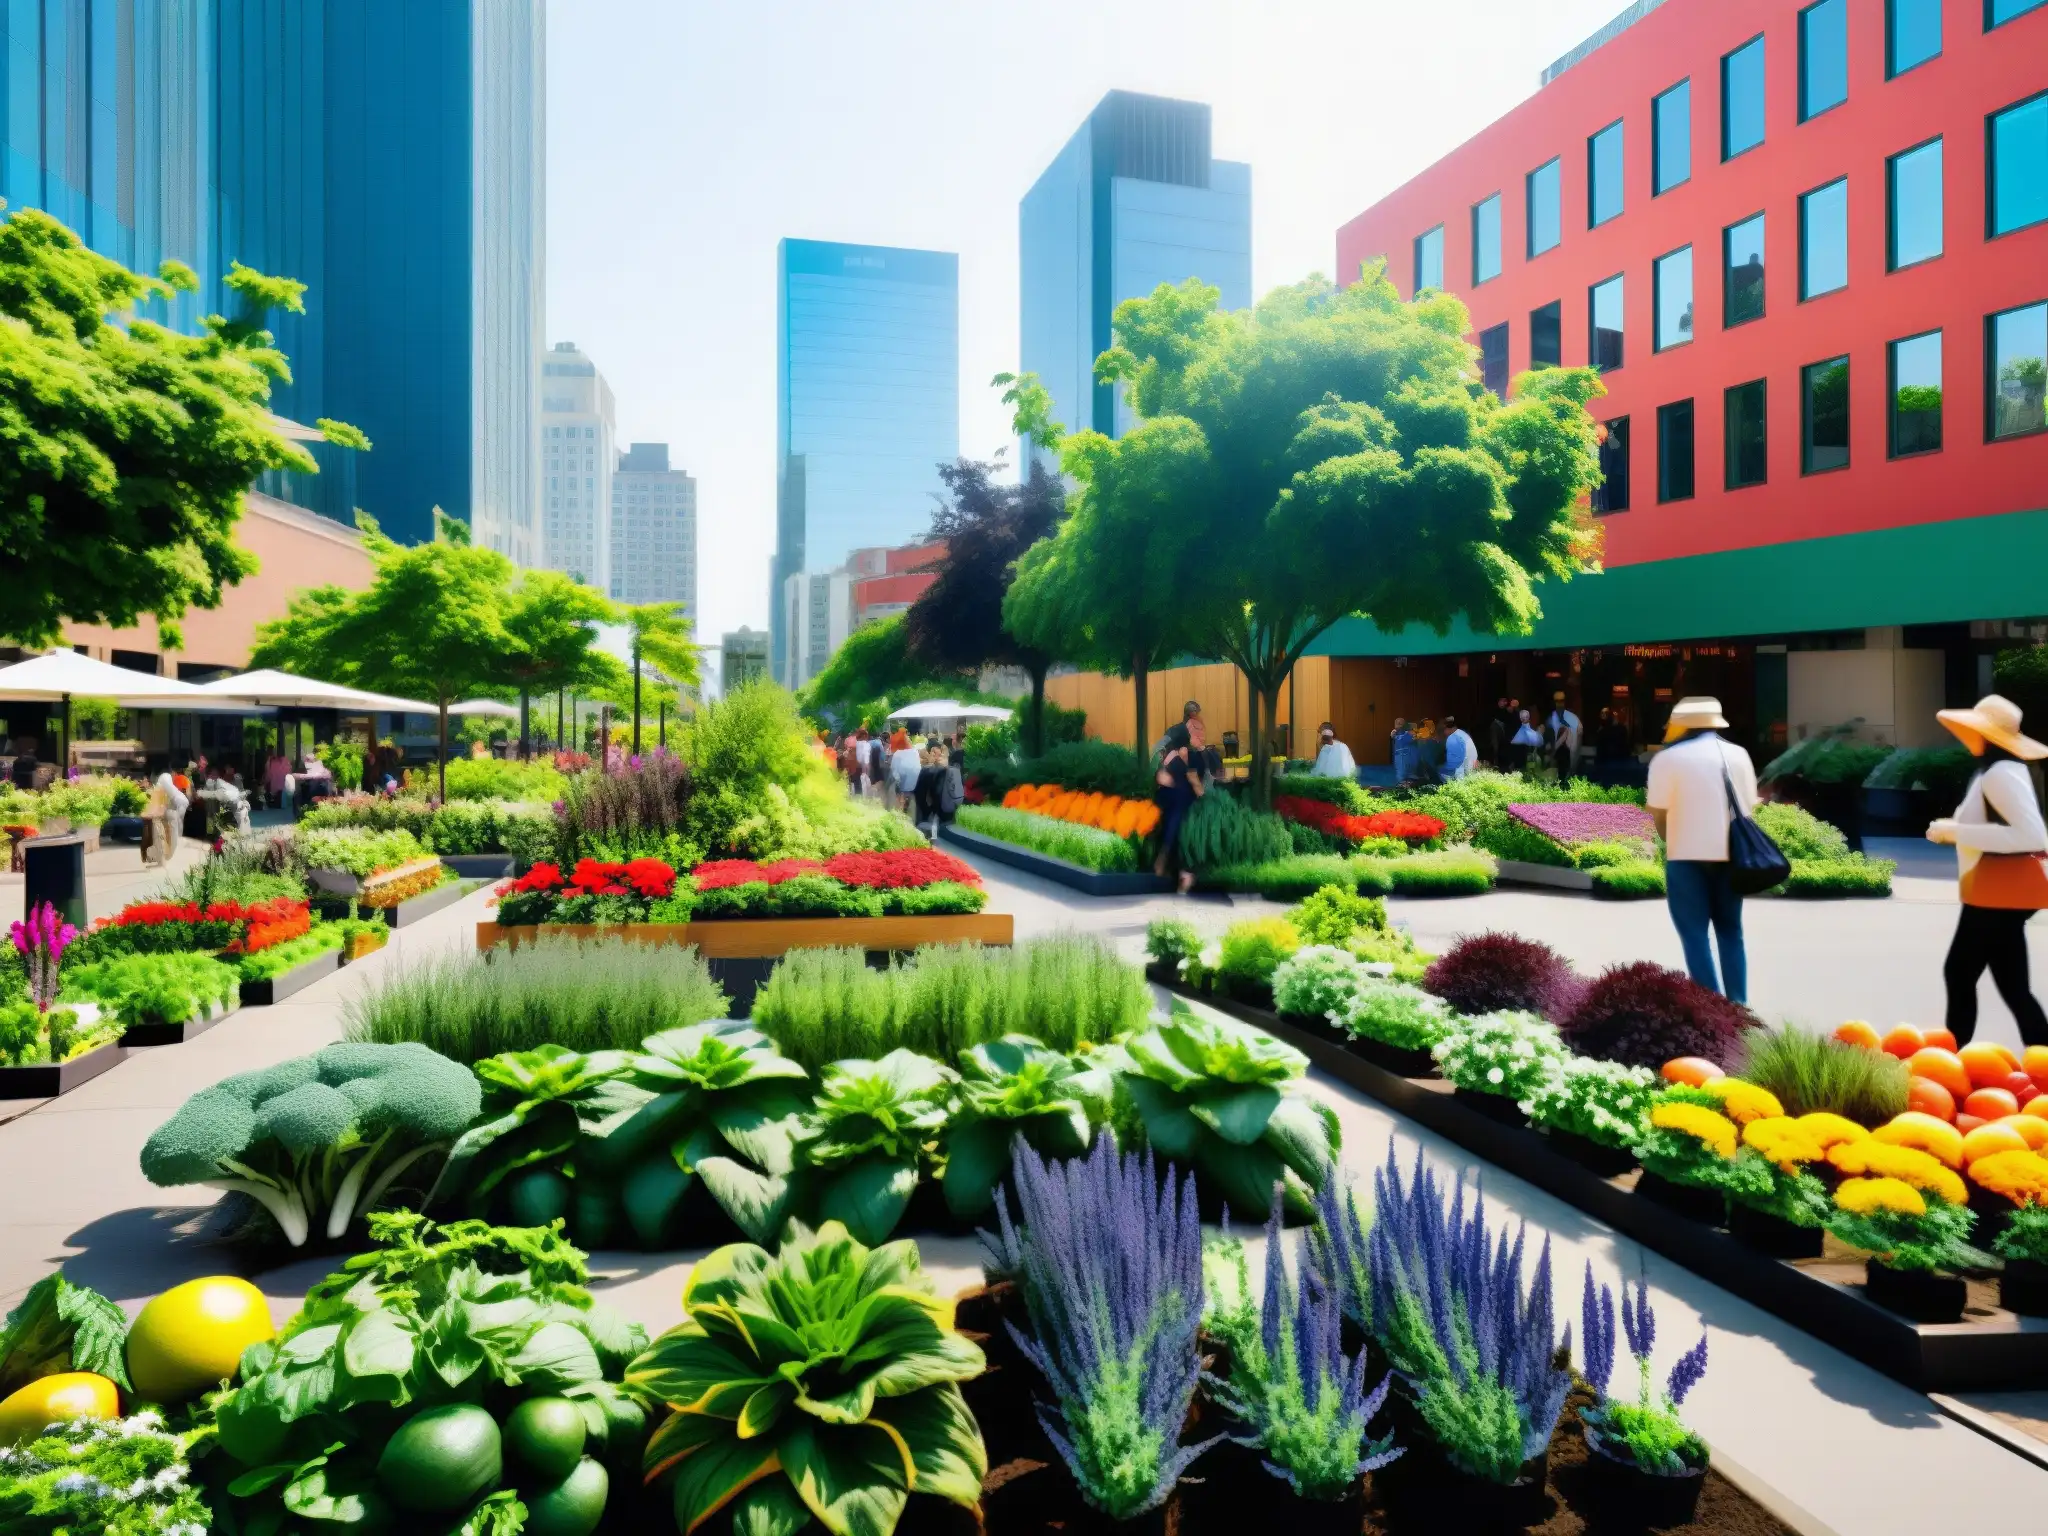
[1442,716,1477,779]
[1547,693,1582,780]
[1152,718,1207,891]
[1153,699,1203,760]
[1926,695,2048,1048]
[1510,709,1544,773]
[1645,696,1759,1002]
[1391,718,1418,784]
[888,729,922,815]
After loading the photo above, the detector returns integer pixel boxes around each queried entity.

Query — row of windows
[545,426,599,439]
[1589,298,2048,512]
[1412,6,2048,294]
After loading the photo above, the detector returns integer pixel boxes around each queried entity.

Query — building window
[1888,139,1944,269]
[1988,0,2047,27]
[1722,36,1766,160]
[1724,379,1769,488]
[1800,178,1849,298]
[1414,225,1444,291]
[1527,159,1562,256]
[1657,401,1696,502]
[1723,214,1766,327]
[1802,356,1851,472]
[1589,275,1624,371]
[1530,302,1562,367]
[1988,300,2048,440]
[1588,121,1624,227]
[1989,91,2048,238]
[1888,330,1943,456]
[1653,246,1694,350]
[1654,80,1691,194]
[1888,0,1942,75]
[1800,0,1849,120]
[1593,418,1630,514]
[1478,322,1510,397]
[1472,194,1502,284]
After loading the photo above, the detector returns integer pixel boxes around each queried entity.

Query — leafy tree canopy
[0,213,360,647]
[801,613,964,726]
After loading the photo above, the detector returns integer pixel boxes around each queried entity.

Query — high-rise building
[0,0,544,551]
[721,627,771,695]
[540,342,615,590]
[610,442,698,616]
[773,238,958,686]
[779,539,944,691]
[1019,91,1252,453]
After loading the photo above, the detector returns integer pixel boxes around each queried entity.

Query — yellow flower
[1873,1113,1966,1169]
[1793,1112,1868,1150]
[1651,1101,1739,1159]
[1969,1149,2048,1207]
[1828,1140,1968,1205]
[1834,1177,1928,1217]
[1742,1117,1826,1173]
[1696,1078,1785,1125]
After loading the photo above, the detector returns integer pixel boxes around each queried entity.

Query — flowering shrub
[1510,801,1657,849]
[1691,1078,1784,1125]
[81,897,313,958]
[1560,961,1756,1072]
[9,901,77,1010]
[1334,981,1452,1052]
[823,848,978,888]
[1634,1098,1746,1195]
[1432,1010,1566,1105]
[1273,794,1445,849]
[1828,1177,1978,1272]
[1827,1138,1968,1205]
[1527,1055,1659,1148]
[999,782,1161,840]
[491,849,985,925]
[1970,1148,2048,1206]
[1423,931,1580,1018]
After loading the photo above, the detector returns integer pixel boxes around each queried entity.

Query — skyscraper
[1019,91,1251,451]
[611,442,697,617]
[773,238,958,686]
[540,342,614,590]
[0,0,544,552]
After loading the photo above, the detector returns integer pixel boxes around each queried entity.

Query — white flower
[1487,1066,1505,1085]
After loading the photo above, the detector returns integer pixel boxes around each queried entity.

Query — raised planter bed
[379,877,476,928]
[440,852,515,879]
[121,997,237,1048]
[0,1041,126,1100]
[939,824,1171,896]
[239,945,343,1006]
[1153,971,2048,1393]
[1493,858,1596,891]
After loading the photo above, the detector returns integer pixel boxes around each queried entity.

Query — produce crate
[0,1041,126,1099]
[1151,967,2048,1394]
[239,945,343,1006]
[121,997,238,1048]
[939,824,1171,896]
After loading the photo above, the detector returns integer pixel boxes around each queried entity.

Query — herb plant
[1826,1178,1981,1272]
[1145,917,1203,967]
[1287,884,1388,946]
[1214,916,1300,987]
[1735,1026,1909,1125]
[61,951,241,1027]
[0,1411,211,1534]
[1995,1204,2048,1266]
[1525,1055,1659,1148]
[1271,945,1368,1020]
[1333,981,1452,1053]
[1579,1265,1709,1476]
[956,804,1141,872]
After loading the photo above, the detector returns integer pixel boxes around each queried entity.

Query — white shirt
[1646,733,1759,862]
[1443,728,1477,778]
[890,747,923,791]
[1311,740,1355,778]
[1946,760,2048,877]
[1547,709,1582,753]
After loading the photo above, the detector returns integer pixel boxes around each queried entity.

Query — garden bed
[381,875,477,927]
[1150,967,2048,1393]
[238,944,343,1006]
[941,823,1171,896]
[0,1040,125,1100]
[478,912,1016,956]
[120,996,237,1048]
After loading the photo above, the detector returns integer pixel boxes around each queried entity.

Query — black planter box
[381,878,475,928]
[121,1002,234,1048]
[1452,1085,1530,1127]
[239,945,343,1007]
[1347,1035,1440,1077]
[1865,1260,1967,1324]
[0,1041,126,1099]
[1728,1201,1826,1259]
[1546,1127,1638,1178]
[440,853,515,879]
[940,824,1172,896]
[2000,1257,2048,1317]
[1634,1170,1727,1226]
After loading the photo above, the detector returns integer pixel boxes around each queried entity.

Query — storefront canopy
[0,650,219,706]
[195,669,438,715]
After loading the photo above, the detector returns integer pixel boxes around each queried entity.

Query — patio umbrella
[0,650,219,770]
[886,699,1013,723]
[195,669,438,715]
[447,699,520,718]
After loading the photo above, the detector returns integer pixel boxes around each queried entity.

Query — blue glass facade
[773,238,958,685]
[0,1,541,550]
[1019,90,1251,456]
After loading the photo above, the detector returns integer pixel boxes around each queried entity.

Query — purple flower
[8,902,78,1011]
[1509,802,1656,847]
[1667,1334,1708,1405]
[1581,1261,1616,1394]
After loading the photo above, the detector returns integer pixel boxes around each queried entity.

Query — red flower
[512,862,566,893]
[692,859,770,890]
[1274,795,1445,846]
[1360,810,1446,843]
[621,858,677,898]
[823,849,980,889]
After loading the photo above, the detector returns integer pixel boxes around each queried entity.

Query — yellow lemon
[125,1276,275,1404]
[0,1371,119,1444]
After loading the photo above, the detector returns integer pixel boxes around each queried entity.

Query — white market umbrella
[447,698,520,718]
[887,698,1013,723]
[196,669,438,715]
[0,651,221,767]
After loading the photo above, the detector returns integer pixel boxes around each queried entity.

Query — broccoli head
[141,1042,482,1247]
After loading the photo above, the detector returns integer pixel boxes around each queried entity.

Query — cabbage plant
[939,1036,1113,1218]
[795,1050,955,1243]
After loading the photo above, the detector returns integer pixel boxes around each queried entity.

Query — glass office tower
[1019,90,1251,455]
[773,238,958,686]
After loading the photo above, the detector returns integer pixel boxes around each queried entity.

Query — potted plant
[1332,978,1452,1077]
[1723,1114,1848,1259]
[1525,1055,1658,1176]
[1824,1139,1981,1322]
[1630,1096,1743,1224]
[1431,1009,1565,1126]
[1971,1149,2048,1315]
[1578,1265,1710,1525]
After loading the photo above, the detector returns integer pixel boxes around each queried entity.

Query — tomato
[1960,1042,2022,1090]
[1833,1020,1882,1050]
[1905,1048,1972,1103]
[1906,1076,1957,1122]
[1881,1025,1926,1060]
[1964,1087,2022,1122]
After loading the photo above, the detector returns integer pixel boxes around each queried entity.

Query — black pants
[1944,905,2048,1047]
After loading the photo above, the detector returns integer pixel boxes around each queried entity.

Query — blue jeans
[1665,859,1746,1002]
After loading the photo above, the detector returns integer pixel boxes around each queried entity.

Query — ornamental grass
[1734,1026,1909,1127]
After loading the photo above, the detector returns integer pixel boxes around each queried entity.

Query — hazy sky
[545,0,1628,654]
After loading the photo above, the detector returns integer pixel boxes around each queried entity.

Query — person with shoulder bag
[1645,697,1769,1002]
[1926,695,2048,1048]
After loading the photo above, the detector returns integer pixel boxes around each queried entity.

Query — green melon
[522,1457,609,1536]
[375,1402,503,1513]
[504,1395,587,1482]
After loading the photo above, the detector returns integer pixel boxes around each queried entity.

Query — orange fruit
[1997,1114,2048,1150]
[1965,1087,2022,1122]
[1881,1025,1926,1060]
[1834,1020,1882,1050]
[1906,1048,1972,1102]
[1906,1077,1957,1123]
[1957,1113,1987,1134]
[1661,1057,1724,1087]
[1960,1042,2022,1090]
[2025,1045,2048,1091]
[1962,1121,2032,1165]
[1922,1029,1959,1052]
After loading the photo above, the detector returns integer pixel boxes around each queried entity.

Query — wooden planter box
[939,825,1171,896]
[121,998,237,1048]
[1157,973,2048,1394]
[0,1041,126,1100]
[239,945,343,1006]
[477,912,1015,957]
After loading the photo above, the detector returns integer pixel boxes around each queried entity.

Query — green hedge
[1590,861,1666,899]
[1780,857,1895,897]
[953,804,1140,873]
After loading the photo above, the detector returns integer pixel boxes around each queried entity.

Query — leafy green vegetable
[796,1050,955,1244]
[0,1273,132,1396]
[939,1036,1114,1218]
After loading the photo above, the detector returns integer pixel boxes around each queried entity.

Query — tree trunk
[1245,677,1268,809]
[632,655,643,755]
[437,703,449,804]
[556,689,564,753]
[519,690,530,760]
[1132,652,1150,760]
[1027,662,1049,758]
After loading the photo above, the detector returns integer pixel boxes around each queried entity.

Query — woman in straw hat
[1926,694,2048,1047]
[1645,697,1760,1001]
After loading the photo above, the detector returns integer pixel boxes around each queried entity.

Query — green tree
[801,613,962,727]
[1001,373,1202,757]
[0,211,359,647]
[502,570,617,756]
[623,600,700,753]
[1078,266,1603,801]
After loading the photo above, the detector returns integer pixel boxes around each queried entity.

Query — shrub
[1755,800,1848,861]
[342,935,729,1062]
[405,756,568,802]
[1735,1026,1909,1125]
[1591,861,1666,898]
[1208,853,1360,900]
[558,751,694,862]
[1760,725,1892,787]
[1271,772,1373,813]
[1288,883,1388,946]
[1380,848,1496,895]
[1560,961,1757,1072]
[232,925,345,982]
[1471,811,1575,867]
[1179,791,1292,869]
[1272,946,1369,1019]
[295,826,430,877]
[1423,931,1579,1017]
[1526,1056,1660,1148]
[973,739,1154,800]
[956,803,1139,872]
[298,793,436,837]
[62,951,241,1026]
[1334,981,1452,1051]
[1145,916,1202,966]
[1215,916,1300,986]
[1864,744,1977,796]
[1782,856,1895,897]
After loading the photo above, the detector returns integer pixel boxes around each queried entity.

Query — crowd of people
[817,725,966,838]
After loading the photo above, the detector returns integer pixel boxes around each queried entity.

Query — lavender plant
[981,1137,1219,1517]
[1307,1171,1374,1334]
[1206,1195,1401,1499]
[1367,1147,1570,1484]
[1579,1264,1710,1476]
